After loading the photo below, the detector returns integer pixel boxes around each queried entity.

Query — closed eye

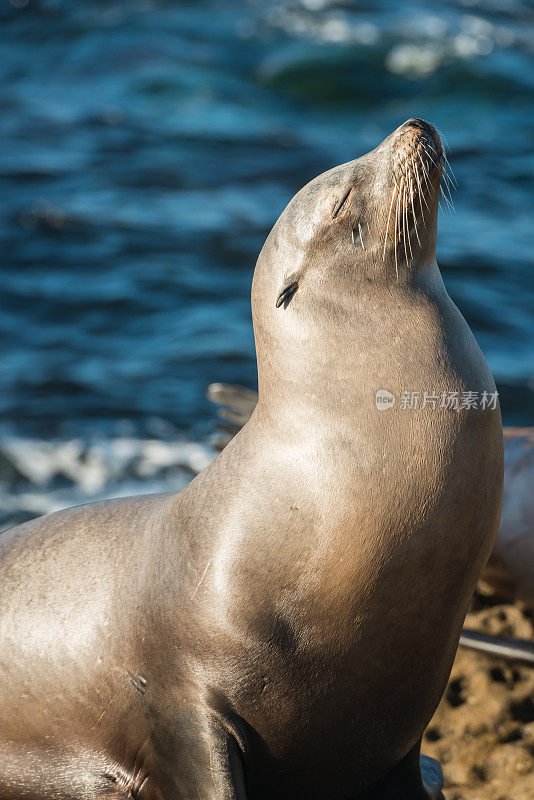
[332,187,352,220]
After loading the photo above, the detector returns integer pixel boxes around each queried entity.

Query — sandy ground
[423,588,534,800]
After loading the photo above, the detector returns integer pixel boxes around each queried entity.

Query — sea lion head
[253,118,449,315]
[251,118,452,395]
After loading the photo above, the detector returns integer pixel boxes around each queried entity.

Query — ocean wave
[1,0,533,441]
[0,432,215,532]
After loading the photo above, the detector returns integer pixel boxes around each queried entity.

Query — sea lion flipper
[206,383,258,417]
[161,717,248,800]
[206,382,258,450]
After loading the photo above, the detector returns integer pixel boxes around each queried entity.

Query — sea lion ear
[276,273,300,308]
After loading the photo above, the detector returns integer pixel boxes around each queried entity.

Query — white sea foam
[0,434,216,532]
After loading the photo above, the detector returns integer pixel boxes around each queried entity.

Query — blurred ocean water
[0,0,533,525]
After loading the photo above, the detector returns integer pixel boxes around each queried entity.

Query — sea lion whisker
[444,169,458,192]
[403,157,417,252]
[443,156,458,188]
[431,154,454,211]
[441,167,454,195]
[419,164,434,210]
[358,222,365,251]
[430,164,443,214]
[441,169,456,208]
[408,176,421,246]
[394,185,400,281]
[418,150,431,183]
[351,228,355,245]
[403,157,409,192]
[400,180,405,264]
[402,191,408,264]
[420,146,437,175]
[426,142,446,173]
[405,183,413,261]
[395,181,404,280]
[383,185,397,263]
[423,143,447,185]
[433,124,449,147]
[412,157,426,225]
[441,151,456,180]
[444,178,456,206]
[417,155,432,212]
[440,184,453,212]
[442,186,455,214]
[422,145,453,211]
[434,127,459,189]
[405,184,414,260]
[425,142,443,165]
[421,145,440,171]
[402,181,409,266]
[444,190,455,212]
[418,151,432,178]
[437,129,452,155]
[439,186,451,214]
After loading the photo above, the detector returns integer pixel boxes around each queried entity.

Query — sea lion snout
[368,116,451,276]
[392,118,443,184]
[401,118,442,155]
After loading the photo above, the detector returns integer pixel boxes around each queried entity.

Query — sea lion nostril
[404,117,434,135]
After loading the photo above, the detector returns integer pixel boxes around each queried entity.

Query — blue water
[1,0,533,448]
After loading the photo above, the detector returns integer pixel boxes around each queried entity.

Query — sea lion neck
[252,258,448,421]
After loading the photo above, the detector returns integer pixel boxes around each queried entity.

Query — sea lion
[0,118,503,800]
[482,428,534,609]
